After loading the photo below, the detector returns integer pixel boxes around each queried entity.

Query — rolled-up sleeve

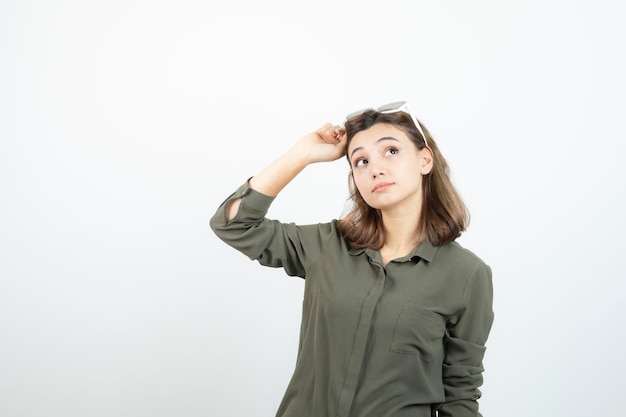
[437,262,494,417]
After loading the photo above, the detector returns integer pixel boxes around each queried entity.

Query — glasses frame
[345,101,429,147]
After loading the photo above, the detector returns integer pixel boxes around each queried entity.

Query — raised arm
[226,123,347,220]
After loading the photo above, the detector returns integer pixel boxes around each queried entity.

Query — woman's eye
[354,158,367,168]
[385,147,399,156]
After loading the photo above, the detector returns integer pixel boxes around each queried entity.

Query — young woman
[210,102,494,417]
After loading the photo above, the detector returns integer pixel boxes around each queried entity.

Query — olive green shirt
[210,182,494,417]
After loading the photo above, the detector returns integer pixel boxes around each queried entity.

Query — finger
[313,123,333,143]
[326,125,344,139]
[335,134,348,157]
[333,127,346,139]
[319,124,342,144]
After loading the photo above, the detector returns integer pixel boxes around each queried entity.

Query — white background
[1,0,625,416]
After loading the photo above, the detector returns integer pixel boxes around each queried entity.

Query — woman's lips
[372,182,393,192]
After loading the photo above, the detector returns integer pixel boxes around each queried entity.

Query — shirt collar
[348,240,438,263]
[412,240,437,263]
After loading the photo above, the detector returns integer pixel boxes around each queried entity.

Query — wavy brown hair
[337,110,469,249]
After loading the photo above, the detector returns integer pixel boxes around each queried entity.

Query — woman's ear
[420,147,434,175]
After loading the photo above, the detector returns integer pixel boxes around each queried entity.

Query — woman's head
[337,107,469,248]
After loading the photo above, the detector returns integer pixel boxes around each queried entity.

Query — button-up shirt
[210,182,494,417]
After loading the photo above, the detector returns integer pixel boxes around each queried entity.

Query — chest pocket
[390,302,446,362]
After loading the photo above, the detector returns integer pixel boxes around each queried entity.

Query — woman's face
[348,123,432,213]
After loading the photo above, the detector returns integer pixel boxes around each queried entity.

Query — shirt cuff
[235,179,276,214]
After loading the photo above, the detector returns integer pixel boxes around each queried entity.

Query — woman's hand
[295,123,347,164]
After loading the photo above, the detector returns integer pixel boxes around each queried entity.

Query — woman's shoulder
[434,240,490,271]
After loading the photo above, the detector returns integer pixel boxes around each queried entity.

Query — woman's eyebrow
[350,137,400,158]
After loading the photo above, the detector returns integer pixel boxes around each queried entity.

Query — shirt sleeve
[209,181,332,278]
[436,262,494,417]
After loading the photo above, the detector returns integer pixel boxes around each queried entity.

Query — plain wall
[1,0,625,416]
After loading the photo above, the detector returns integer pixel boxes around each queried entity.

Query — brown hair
[337,110,469,248]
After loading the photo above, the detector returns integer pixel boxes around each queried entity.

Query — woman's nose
[369,158,385,178]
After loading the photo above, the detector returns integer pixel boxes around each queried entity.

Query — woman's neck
[380,208,423,263]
